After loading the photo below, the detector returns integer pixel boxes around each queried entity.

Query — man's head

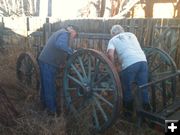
[66,25,78,39]
[110,25,124,37]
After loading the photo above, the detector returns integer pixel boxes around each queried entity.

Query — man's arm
[107,49,115,65]
[107,49,121,72]
[55,32,73,55]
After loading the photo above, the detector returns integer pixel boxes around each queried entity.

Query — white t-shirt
[107,32,147,70]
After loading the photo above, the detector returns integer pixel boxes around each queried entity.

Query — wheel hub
[83,83,92,98]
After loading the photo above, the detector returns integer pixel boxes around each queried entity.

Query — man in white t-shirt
[107,25,150,118]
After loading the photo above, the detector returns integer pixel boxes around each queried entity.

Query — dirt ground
[0,47,164,135]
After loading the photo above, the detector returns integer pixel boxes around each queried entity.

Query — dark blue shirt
[55,31,73,55]
[38,28,72,67]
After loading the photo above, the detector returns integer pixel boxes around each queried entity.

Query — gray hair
[110,25,124,36]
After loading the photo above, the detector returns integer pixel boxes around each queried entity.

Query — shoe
[122,111,133,122]
[143,103,152,112]
[122,101,134,122]
[123,100,134,112]
[46,109,59,117]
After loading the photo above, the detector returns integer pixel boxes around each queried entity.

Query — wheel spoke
[67,74,84,87]
[92,103,100,129]
[93,73,109,86]
[92,59,100,84]
[93,88,113,91]
[93,92,113,108]
[88,55,92,81]
[150,62,163,73]
[93,97,108,122]
[67,88,79,90]
[151,71,173,78]
[71,63,84,82]
[78,56,88,80]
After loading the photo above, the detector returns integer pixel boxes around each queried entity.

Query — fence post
[26,17,30,32]
[146,19,154,46]
[43,18,51,45]
[0,17,4,47]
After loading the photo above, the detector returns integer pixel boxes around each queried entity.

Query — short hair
[110,25,124,36]
[67,25,79,33]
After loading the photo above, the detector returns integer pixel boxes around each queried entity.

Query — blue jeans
[120,61,149,104]
[39,61,57,112]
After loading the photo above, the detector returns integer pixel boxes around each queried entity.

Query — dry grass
[0,46,163,135]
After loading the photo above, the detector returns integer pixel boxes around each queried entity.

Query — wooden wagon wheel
[153,27,179,59]
[169,46,177,61]
[16,52,39,90]
[143,47,178,112]
[63,48,122,132]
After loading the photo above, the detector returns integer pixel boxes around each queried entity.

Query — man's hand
[73,49,77,53]
[115,62,121,72]
[60,63,66,69]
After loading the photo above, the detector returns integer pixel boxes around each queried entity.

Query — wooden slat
[78,33,111,40]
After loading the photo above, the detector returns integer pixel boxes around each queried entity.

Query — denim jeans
[39,61,57,112]
[120,61,149,104]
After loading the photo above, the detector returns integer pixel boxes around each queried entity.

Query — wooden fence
[30,18,180,59]
[0,17,180,61]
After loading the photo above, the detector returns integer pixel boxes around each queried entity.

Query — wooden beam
[145,0,154,18]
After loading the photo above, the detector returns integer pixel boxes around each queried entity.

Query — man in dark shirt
[38,25,78,115]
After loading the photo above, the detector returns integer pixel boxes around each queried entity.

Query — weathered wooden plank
[78,33,110,40]
[43,23,52,45]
